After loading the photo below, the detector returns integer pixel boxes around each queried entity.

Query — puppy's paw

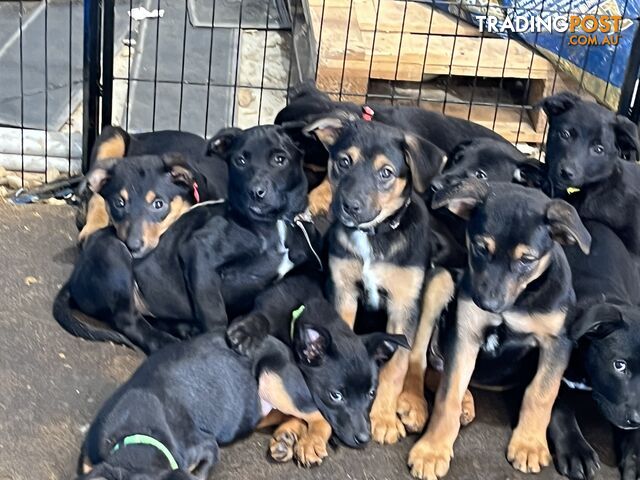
[226,314,269,357]
[295,432,328,467]
[397,391,429,433]
[507,433,552,473]
[460,389,476,427]
[408,439,453,480]
[554,434,599,480]
[371,410,406,444]
[269,430,298,463]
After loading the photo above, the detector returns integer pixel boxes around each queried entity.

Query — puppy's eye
[338,154,352,169]
[114,197,126,209]
[474,169,487,179]
[273,154,288,166]
[234,156,247,167]
[520,254,538,264]
[473,241,488,253]
[369,388,376,398]
[559,129,571,139]
[592,144,604,155]
[153,199,165,210]
[613,359,627,373]
[379,166,394,180]
[329,390,344,402]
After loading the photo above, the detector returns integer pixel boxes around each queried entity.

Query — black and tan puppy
[77,329,329,479]
[549,221,640,480]
[540,92,640,256]
[54,125,320,353]
[78,126,228,243]
[226,273,410,459]
[304,116,454,445]
[408,180,591,480]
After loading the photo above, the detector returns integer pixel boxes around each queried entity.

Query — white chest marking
[276,220,294,279]
[351,230,380,309]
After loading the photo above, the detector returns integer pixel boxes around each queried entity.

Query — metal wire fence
[0,0,638,194]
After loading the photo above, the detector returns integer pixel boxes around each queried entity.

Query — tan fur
[342,146,363,165]
[145,190,156,203]
[119,188,129,201]
[308,177,333,217]
[475,235,496,255]
[78,195,110,242]
[513,243,537,260]
[328,255,362,328]
[270,417,306,463]
[373,153,392,170]
[140,197,191,251]
[504,309,567,338]
[95,134,126,161]
[374,264,424,335]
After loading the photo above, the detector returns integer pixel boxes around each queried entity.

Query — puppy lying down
[77,331,322,480]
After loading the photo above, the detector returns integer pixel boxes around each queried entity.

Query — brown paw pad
[397,392,429,433]
[269,430,297,463]
[507,436,551,473]
[371,412,407,445]
[408,441,453,480]
[294,435,328,467]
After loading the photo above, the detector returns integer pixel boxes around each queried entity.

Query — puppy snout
[627,411,640,428]
[126,237,143,253]
[250,182,268,200]
[559,166,576,181]
[342,198,363,215]
[353,430,371,446]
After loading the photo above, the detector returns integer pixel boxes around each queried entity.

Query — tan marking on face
[308,177,333,217]
[145,190,156,203]
[119,188,129,202]
[373,153,392,171]
[356,177,408,230]
[95,133,126,161]
[508,251,552,301]
[78,194,110,242]
[513,243,538,260]
[81,458,93,474]
[140,196,191,251]
[473,235,496,255]
[114,220,130,242]
[343,146,363,164]
[503,309,567,338]
[329,254,363,328]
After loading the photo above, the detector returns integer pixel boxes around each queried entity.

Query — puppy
[226,273,409,460]
[549,220,640,480]
[304,115,454,445]
[540,92,640,256]
[53,126,321,353]
[78,126,227,243]
[77,330,325,479]
[408,180,591,480]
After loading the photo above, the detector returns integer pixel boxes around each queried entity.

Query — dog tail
[53,283,136,349]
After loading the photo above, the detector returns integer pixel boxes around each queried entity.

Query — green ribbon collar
[111,434,179,470]
[290,305,306,340]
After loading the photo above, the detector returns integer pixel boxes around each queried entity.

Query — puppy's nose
[560,166,576,181]
[251,184,267,200]
[342,199,362,215]
[628,411,640,427]
[430,179,444,193]
[354,431,371,445]
[127,237,143,253]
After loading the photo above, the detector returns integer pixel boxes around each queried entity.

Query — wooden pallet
[307,0,566,143]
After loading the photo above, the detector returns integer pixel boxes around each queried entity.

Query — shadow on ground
[0,202,619,479]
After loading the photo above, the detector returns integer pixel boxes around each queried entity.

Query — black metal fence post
[102,0,116,129]
[82,0,102,173]
[618,20,640,124]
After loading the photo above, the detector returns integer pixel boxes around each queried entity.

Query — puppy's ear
[293,324,332,366]
[431,178,489,219]
[539,91,580,117]
[206,127,243,157]
[303,117,344,149]
[85,157,120,193]
[402,134,447,193]
[513,160,547,189]
[361,333,409,365]
[613,115,640,161]
[162,153,194,187]
[570,304,625,341]
[546,199,591,253]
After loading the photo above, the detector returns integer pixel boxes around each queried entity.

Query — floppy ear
[361,333,410,364]
[569,303,625,341]
[431,178,490,219]
[206,127,243,158]
[85,157,120,193]
[539,91,580,117]
[546,199,591,254]
[162,153,194,188]
[613,115,640,161]
[293,324,332,366]
[402,134,447,193]
[513,160,547,189]
[303,117,345,149]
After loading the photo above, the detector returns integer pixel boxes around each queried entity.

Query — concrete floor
[0,202,620,480]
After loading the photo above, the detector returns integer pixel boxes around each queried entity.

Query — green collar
[290,305,306,340]
[111,434,179,470]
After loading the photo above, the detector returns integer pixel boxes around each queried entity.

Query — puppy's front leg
[408,297,489,480]
[329,255,362,328]
[508,334,572,474]
[78,194,110,242]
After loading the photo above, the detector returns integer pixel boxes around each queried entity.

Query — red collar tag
[362,105,374,121]
[193,181,201,203]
